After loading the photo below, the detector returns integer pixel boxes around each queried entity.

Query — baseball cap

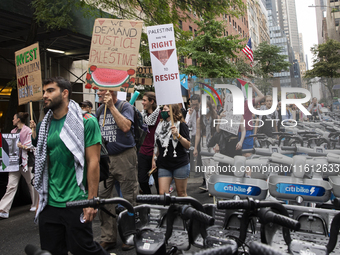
[80,100,93,108]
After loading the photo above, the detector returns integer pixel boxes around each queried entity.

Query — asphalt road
[0,171,212,255]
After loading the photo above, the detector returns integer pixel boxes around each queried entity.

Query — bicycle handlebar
[200,151,215,157]
[188,241,238,255]
[136,194,204,212]
[65,197,135,215]
[249,242,286,255]
[258,208,300,231]
[180,205,214,226]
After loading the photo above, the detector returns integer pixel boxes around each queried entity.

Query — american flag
[242,38,253,63]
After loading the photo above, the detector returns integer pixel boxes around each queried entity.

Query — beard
[44,93,63,112]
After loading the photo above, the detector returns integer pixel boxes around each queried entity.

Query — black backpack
[117,101,147,153]
[83,112,110,188]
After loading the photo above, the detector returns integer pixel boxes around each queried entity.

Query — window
[179,20,182,30]
[180,56,185,63]
[192,59,197,66]
[194,29,197,37]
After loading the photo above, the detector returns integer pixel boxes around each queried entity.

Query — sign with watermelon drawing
[15,42,43,105]
[147,24,183,105]
[0,133,20,172]
[85,19,143,93]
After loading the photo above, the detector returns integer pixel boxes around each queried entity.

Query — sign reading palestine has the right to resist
[147,23,183,106]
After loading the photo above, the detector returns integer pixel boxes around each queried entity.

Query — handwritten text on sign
[89,20,142,67]
[15,42,42,105]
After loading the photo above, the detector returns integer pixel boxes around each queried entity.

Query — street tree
[304,39,340,101]
[253,41,291,95]
[179,14,244,78]
[32,0,246,30]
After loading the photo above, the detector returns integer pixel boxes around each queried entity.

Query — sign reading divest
[219,93,242,135]
[147,24,182,105]
[15,42,42,105]
[85,19,143,93]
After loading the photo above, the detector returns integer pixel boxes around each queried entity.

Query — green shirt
[34,113,102,207]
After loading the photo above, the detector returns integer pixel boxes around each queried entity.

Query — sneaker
[30,207,36,212]
[199,179,208,192]
[169,185,175,194]
[122,243,134,251]
[100,241,116,251]
[0,211,9,219]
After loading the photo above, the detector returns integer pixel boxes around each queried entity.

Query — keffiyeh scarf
[155,120,180,157]
[142,106,160,126]
[34,100,85,223]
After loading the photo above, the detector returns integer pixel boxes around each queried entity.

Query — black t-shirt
[156,122,190,170]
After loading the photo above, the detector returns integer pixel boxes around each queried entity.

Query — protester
[139,92,160,194]
[80,100,95,116]
[254,95,279,137]
[96,89,138,251]
[153,105,190,197]
[238,82,264,177]
[0,112,38,219]
[281,104,292,121]
[308,97,323,120]
[290,104,300,121]
[31,77,107,255]
[194,100,217,191]
[208,114,246,174]
[185,94,205,189]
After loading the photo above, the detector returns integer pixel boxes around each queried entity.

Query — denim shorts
[158,163,190,179]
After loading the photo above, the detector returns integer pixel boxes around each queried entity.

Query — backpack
[116,101,147,153]
[83,112,110,188]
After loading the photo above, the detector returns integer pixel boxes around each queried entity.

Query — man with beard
[30,77,108,255]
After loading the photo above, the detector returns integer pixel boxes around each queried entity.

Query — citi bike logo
[277,184,324,196]
[200,85,312,128]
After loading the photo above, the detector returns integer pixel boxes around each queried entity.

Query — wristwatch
[154,156,157,161]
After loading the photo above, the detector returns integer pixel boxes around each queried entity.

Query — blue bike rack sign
[276,184,326,196]
[214,183,262,196]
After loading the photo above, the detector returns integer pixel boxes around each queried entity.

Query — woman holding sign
[0,112,38,219]
[152,105,191,197]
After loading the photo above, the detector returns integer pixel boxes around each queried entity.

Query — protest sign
[219,93,242,135]
[85,19,143,93]
[147,24,182,105]
[0,133,20,172]
[15,42,42,105]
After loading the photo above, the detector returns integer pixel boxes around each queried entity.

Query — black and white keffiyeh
[34,100,85,223]
[155,120,180,157]
[142,106,160,126]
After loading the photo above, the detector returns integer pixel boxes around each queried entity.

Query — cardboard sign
[0,133,20,172]
[15,42,43,105]
[147,24,182,105]
[85,19,143,93]
[219,93,242,135]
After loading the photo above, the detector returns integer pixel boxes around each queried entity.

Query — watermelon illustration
[91,68,130,88]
